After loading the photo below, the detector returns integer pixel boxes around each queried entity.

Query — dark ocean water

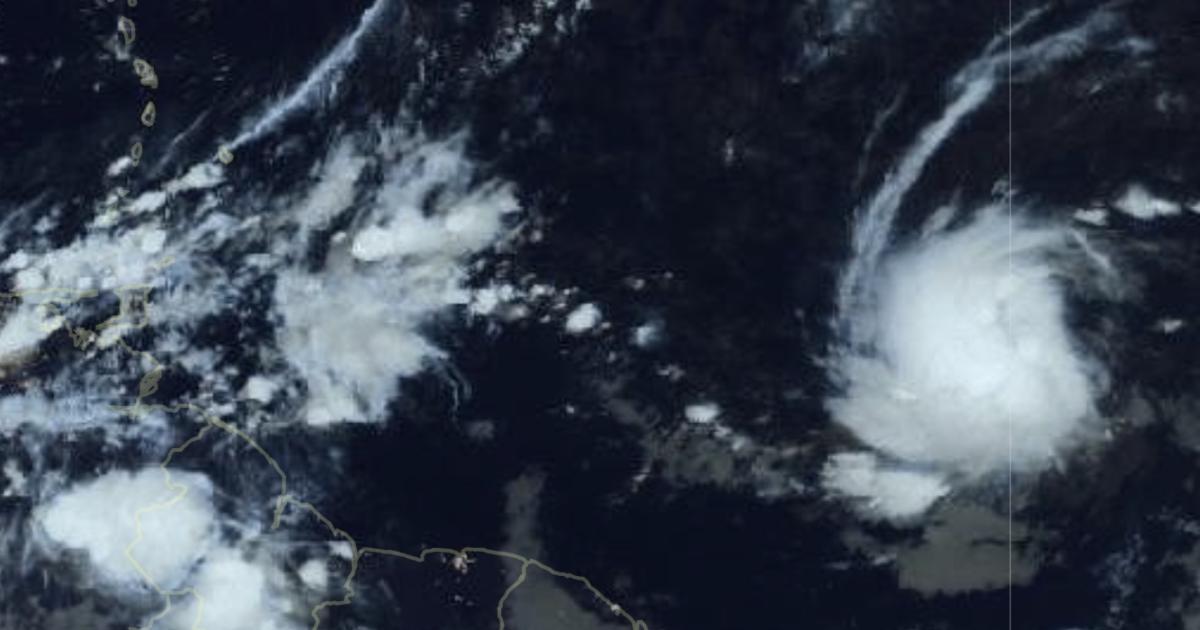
[4,1,1200,630]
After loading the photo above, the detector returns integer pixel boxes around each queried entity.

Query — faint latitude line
[25,281,648,630]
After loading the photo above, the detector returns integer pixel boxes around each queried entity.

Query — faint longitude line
[1006,0,1016,627]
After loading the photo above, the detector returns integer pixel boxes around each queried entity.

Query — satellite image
[2,0,1200,629]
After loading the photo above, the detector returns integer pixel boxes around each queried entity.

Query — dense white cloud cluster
[831,208,1100,476]
[822,7,1133,520]
[826,208,1107,519]
[165,548,296,630]
[36,468,216,589]
[35,467,303,630]
[275,133,520,426]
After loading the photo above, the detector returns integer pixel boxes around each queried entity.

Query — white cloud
[349,137,519,263]
[35,467,216,590]
[106,155,135,178]
[292,139,367,233]
[140,228,168,255]
[227,0,390,151]
[3,459,28,497]
[275,266,445,426]
[1112,184,1181,220]
[564,303,602,334]
[297,557,328,591]
[163,162,225,195]
[166,549,296,630]
[0,304,62,361]
[631,322,661,347]
[822,452,950,521]
[829,208,1104,481]
[241,375,280,404]
[1156,318,1185,334]
[275,131,519,426]
[9,224,169,292]
[127,190,169,215]
[838,73,995,315]
[1073,207,1108,226]
[684,402,721,425]
[0,391,125,436]
[349,183,514,261]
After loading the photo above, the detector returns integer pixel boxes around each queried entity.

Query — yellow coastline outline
[14,266,649,630]
[21,5,650,628]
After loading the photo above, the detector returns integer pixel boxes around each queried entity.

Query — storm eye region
[824,207,1108,521]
